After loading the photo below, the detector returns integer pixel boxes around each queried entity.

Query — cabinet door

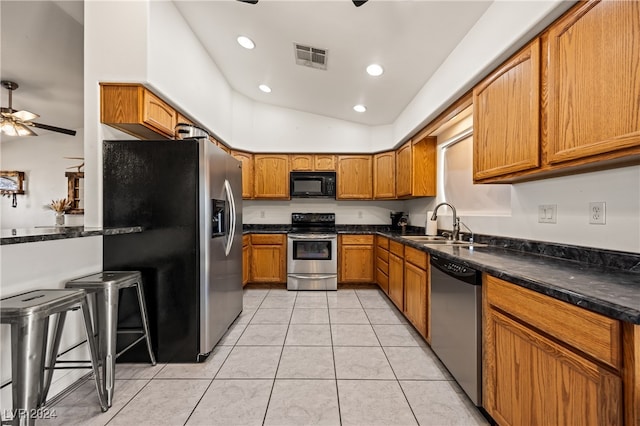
[388,253,404,311]
[339,236,374,283]
[545,0,640,165]
[373,151,396,199]
[314,154,336,171]
[403,262,428,339]
[231,150,254,199]
[254,155,289,199]
[337,155,372,199]
[250,234,286,283]
[142,89,176,137]
[485,309,622,426]
[242,236,250,286]
[290,155,314,171]
[473,39,540,181]
[395,142,412,197]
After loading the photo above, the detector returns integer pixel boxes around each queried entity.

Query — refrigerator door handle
[223,179,236,256]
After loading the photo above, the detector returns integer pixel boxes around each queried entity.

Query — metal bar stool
[65,271,156,407]
[1,289,108,426]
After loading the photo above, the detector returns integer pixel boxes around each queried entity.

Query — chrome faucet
[431,202,460,241]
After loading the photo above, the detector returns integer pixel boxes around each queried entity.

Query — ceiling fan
[237,0,369,6]
[0,80,77,137]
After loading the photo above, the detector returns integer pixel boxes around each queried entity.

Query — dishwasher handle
[430,255,480,285]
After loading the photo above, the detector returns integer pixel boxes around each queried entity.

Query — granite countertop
[243,224,640,324]
[1,226,143,245]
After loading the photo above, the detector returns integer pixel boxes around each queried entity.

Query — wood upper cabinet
[338,234,374,283]
[473,39,541,181]
[250,234,286,283]
[484,275,624,425]
[373,151,396,199]
[176,112,194,126]
[544,0,640,165]
[387,240,404,310]
[314,154,336,171]
[403,246,429,339]
[231,150,254,199]
[289,154,336,171]
[253,154,289,199]
[395,137,436,198]
[242,235,250,286]
[100,83,177,139]
[337,155,373,199]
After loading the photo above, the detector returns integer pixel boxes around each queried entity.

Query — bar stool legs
[134,282,156,367]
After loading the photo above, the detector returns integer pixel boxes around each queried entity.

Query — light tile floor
[42,288,489,426]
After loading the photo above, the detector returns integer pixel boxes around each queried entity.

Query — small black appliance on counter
[390,212,408,231]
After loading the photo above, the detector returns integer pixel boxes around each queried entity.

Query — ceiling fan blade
[352,0,368,6]
[12,110,39,122]
[30,122,77,136]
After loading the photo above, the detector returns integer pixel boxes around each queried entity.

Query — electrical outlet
[538,204,557,224]
[589,202,606,224]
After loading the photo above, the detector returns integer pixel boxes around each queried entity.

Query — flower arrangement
[48,198,72,213]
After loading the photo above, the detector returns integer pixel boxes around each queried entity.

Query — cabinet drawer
[376,267,389,288]
[242,234,250,247]
[376,257,389,274]
[404,246,427,269]
[251,233,286,245]
[486,275,622,370]
[376,246,389,262]
[341,234,374,245]
[389,240,404,256]
[376,235,389,250]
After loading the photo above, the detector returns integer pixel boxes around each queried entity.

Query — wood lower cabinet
[338,234,374,283]
[231,150,254,199]
[403,247,428,339]
[100,83,177,139]
[242,235,250,286]
[249,234,286,283]
[253,155,289,199]
[337,155,372,199]
[375,236,390,293]
[387,241,404,310]
[373,151,396,199]
[473,39,540,181]
[484,275,624,425]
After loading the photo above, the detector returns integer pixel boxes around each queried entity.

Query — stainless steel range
[287,213,337,291]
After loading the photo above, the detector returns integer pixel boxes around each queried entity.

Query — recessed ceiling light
[366,64,384,76]
[259,84,271,93]
[353,104,367,113]
[237,35,255,50]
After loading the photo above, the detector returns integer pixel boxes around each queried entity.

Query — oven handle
[288,234,337,240]
[288,274,337,280]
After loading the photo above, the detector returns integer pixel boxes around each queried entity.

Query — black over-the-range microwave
[290,171,336,198]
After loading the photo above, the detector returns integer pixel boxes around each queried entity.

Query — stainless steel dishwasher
[430,254,482,406]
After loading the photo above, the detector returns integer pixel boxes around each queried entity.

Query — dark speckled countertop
[1,226,143,245]
[243,224,640,324]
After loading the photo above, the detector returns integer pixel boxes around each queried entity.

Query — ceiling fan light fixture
[237,35,255,50]
[1,119,36,137]
[366,64,384,77]
[353,104,367,113]
[259,84,272,93]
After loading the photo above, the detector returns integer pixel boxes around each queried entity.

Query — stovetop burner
[290,212,336,234]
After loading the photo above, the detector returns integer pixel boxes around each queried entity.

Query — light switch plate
[538,204,557,224]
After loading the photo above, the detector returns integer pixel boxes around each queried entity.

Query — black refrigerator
[102,138,243,362]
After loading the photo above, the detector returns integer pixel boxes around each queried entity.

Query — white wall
[244,199,405,226]
[1,130,84,229]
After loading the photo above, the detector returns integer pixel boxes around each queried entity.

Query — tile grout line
[260,288,298,426]
[326,291,343,426]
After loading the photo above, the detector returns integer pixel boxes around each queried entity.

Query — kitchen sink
[422,240,488,248]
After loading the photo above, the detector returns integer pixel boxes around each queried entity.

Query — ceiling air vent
[294,43,328,70]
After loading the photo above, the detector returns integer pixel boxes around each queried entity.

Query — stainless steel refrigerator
[102,137,242,362]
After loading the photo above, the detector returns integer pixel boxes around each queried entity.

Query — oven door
[287,234,337,274]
